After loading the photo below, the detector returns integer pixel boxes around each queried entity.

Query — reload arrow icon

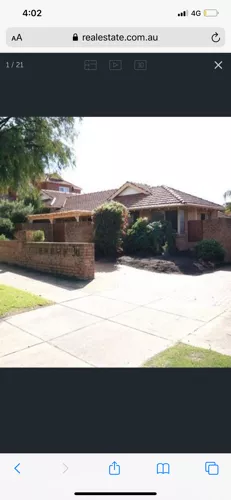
[62,463,68,474]
[14,463,20,474]
[211,32,221,43]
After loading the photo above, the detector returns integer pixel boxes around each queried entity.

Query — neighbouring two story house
[38,175,82,212]
[0,175,82,212]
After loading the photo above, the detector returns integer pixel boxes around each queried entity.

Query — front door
[165,210,178,232]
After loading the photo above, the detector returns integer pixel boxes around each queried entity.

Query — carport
[27,210,93,243]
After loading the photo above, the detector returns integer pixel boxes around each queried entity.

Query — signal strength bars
[178,10,189,16]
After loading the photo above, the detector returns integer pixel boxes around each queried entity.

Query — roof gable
[109,182,151,200]
[40,190,53,201]
[44,175,81,190]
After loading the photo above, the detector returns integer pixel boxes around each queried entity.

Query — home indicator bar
[74,494,157,497]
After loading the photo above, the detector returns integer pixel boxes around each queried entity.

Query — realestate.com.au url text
[79,33,159,43]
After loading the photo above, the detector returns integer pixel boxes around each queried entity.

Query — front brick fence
[16,220,94,243]
[0,241,94,280]
[187,218,231,262]
[203,218,231,262]
[64,221,93,243]
[15,222,53,241]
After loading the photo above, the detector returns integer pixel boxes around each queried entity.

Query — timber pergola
[27,209,93,223]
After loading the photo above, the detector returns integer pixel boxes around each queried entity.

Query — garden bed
[118,253,217,275]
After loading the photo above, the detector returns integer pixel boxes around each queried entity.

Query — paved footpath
[1,262,231,367]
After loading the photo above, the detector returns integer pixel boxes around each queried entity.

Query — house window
[59,186,70,193]
[201,213,209,221]
[151,211,165,222]
[131,211,140,223]
[178,210,185,234]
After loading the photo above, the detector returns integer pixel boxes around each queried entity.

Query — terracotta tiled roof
[61,184,224,212]
[62,189,117,211]
[164,186,223,208]
[41,189,79,209]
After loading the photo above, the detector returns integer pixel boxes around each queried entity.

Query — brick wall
[14,230,35,241]
[17,222,53,241]
[0,241,94,280]
[203,218,231,262]
[40,181,81,193]
[64,221,94,242]
[175,234,189,251]
[19,221,93,243]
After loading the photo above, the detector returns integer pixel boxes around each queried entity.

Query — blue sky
[61,117,230,204]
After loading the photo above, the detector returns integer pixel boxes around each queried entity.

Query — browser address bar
[6,27,225,47]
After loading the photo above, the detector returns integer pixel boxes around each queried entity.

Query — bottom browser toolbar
[0,454,229,499]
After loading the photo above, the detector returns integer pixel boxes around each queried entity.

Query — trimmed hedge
[93,201,129,257]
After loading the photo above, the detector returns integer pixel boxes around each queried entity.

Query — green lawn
[144,343,231,368]
[0,284,52,317]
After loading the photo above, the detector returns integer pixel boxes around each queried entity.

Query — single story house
[28,181,225,250]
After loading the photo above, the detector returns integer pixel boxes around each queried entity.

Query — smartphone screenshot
[0,0,231,498]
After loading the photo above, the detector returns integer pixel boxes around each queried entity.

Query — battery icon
[204,9,219,16]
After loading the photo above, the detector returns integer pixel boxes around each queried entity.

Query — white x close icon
[214,61,223,70]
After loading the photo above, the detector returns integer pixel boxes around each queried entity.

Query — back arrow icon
[62,463,68,474]
[14,463,20,474]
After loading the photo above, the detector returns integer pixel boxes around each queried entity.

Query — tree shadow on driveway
[0,263,93,291]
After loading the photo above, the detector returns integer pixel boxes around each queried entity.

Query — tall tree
[0,117,77,189]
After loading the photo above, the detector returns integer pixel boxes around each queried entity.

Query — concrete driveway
[1,262,231,367]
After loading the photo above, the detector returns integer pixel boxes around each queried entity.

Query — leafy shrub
[0,199,14,219]
[0,218,14,238]
[195,239,225,263]
[10,203,34,224]
[160,220,176,253]
[32,230,45,242]
[93,201,129,257]
[0,234,9,241]
[0,199,34,224]
[124,218,151,253]
[124,218,176,255]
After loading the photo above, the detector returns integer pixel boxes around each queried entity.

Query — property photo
[0,116,231,367]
